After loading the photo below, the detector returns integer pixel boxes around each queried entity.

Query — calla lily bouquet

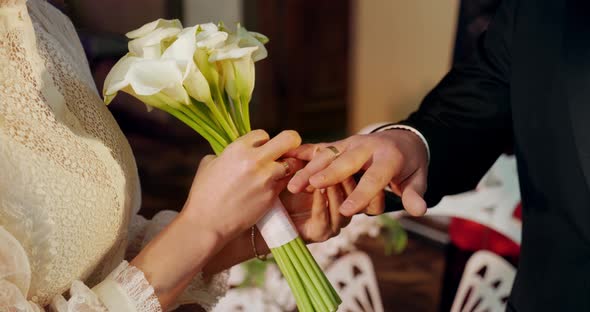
[103,19,341,312]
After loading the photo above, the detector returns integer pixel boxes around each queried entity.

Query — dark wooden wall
[244,0,351,139]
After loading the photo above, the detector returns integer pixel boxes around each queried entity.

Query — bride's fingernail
[320,188,326,194]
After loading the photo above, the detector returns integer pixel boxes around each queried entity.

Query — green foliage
[237,258,275,289]
[379,215,408,255]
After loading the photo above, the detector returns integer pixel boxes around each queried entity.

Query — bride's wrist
[131,213,226,307]
[176,211,227,257]
[180,198,242,244]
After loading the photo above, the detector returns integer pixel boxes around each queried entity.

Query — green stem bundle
[271,238,341,312]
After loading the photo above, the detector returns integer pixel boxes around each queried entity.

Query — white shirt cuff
[361,123,431,163]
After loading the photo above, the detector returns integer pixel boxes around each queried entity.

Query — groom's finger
[341,176,357,196]
[402,187,427,216]
[308,147,370,189]
[363,190,385,216]
[284,143,325,161]
[288,143,346,193]
[339,158,395,216]
[400,173,427,216]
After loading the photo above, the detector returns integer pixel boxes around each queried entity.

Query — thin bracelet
[251,226,267,261]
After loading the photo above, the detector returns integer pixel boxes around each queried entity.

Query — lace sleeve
[52,210,231,312]
[127,211,230,311]
[46,261,159,312]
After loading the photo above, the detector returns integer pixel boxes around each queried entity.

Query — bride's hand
[181,129,302,242]
[131,130,301,309]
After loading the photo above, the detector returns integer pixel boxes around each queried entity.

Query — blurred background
[52,0,520,311]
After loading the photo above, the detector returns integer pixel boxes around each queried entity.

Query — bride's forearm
[130,212,225,310]
[203,228,269,275]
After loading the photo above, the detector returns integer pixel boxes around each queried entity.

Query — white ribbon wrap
[256,198,299,248]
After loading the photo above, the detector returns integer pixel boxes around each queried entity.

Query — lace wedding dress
[0,0,228,310]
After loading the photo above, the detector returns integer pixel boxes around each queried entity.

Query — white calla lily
[127,19,183,59]
[247,31,269,44]
[195,23,228,50]
[208,44,258,62]
[103,55,189,106]
[209,44,257,102]
[161,26,198,67]
[103,54,140,104]
[199,22,219,32]
[161,26,214,104]
[194,48,222,95]
[236,24,268,62]
[223,56,255,103]
[184,61,213,105]
[208,43,257,132]
[128,28,181,59]
[127,59,189,104]
[126,19,182,39]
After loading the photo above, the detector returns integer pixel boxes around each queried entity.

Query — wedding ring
[326,146,341,157]
[281,161,292,177]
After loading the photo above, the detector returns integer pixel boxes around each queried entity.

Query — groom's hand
[286,130,429,217]
[281,177,355,242]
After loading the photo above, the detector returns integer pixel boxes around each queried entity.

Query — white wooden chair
[451,250,516,312]
[326,252,384,312]
[425,155,520,311]
[217,252,383,312]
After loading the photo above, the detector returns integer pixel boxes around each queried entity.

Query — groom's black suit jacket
[392,0,590,310]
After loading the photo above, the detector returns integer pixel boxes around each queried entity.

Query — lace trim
[176,271,230,311]
[110,261,162,312]
[70,281,108,311]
